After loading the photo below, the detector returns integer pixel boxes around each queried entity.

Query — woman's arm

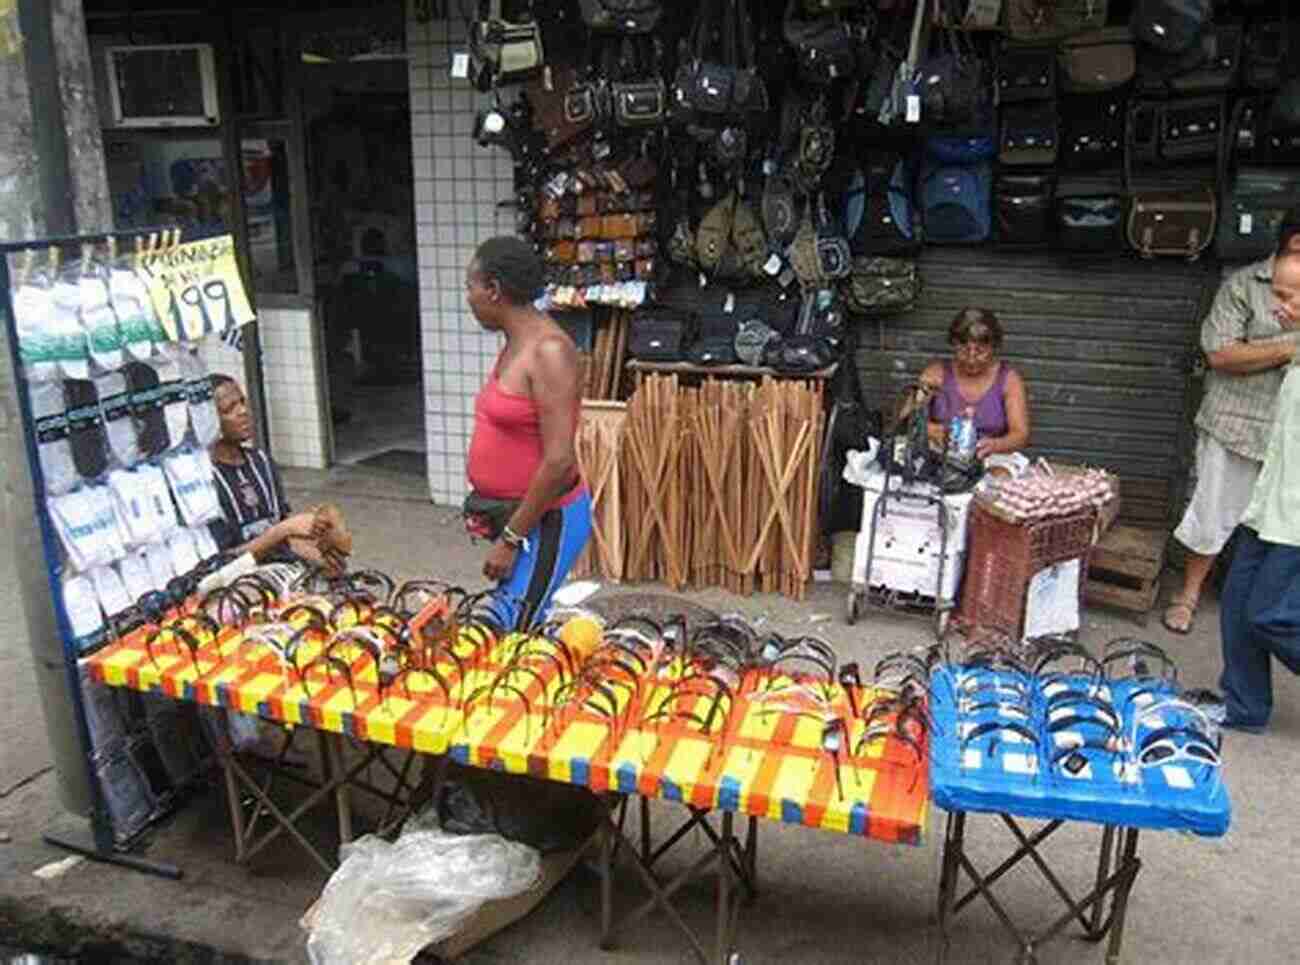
[976,367,1031,458]
[483,333,580,580]
[917,360,947,446]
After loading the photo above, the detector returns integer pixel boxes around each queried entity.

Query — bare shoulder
[531,326,579,370]
[1003,365,1026,390]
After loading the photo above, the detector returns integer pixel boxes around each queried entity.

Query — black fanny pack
[463,491,520,541]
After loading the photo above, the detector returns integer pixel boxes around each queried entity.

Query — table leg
[323,732,353,847]
[744,816,758,902]
[1104,830,1141,965]
[221,749,247,863]
[934,810,965,965]
[641,794,652,863]
[1087,826,1118,939]
[716,811,733,965]
[599,805,616,951]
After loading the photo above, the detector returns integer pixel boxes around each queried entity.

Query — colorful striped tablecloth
[86,626,928,844]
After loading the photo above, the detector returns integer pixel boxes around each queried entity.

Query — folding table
[929,672,1232,964]
[87,624,930,964]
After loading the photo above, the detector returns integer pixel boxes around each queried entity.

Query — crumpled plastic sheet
[304,828,541,965]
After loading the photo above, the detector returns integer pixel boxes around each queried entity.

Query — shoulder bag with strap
[843,255,919,315]
[917,28,993,132]
[579,0,663,34]
[1123,100,1219,261]
[784,0,857,85]
[995,172,1056,245]
[1058,26,1135,94]
[848,153,922,256]
[1007,0,1108,46]
[672,0,767,126]
[469,0,545,91]
[999,102,1060,166]
[606,35,667,128]
[996,44,1057,103]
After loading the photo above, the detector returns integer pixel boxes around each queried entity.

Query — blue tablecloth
[929,668,1231,836]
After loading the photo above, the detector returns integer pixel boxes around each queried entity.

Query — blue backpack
[920,160,992,244]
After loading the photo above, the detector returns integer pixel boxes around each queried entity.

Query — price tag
[138,234,254,342]
[763,253,782,276]
[724,293,736,314]
[1240,212,1253,235]
[906,94,921,124]
[451,52,470,79]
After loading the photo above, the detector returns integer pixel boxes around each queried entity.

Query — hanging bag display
[1058,26,1136,94]
[672,0,767,126]
[999,102,1060,166]
[1007,0,1108,45]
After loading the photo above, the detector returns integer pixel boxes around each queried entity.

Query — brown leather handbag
[526,64,590,154]
[577,215,603,239]
[1126,187,1217,260]
[602,213,640,239]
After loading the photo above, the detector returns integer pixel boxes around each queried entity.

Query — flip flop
[1162,599,1196,635]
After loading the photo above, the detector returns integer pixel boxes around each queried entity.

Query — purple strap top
[929,361,1010,440]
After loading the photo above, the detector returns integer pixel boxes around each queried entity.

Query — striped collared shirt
[1196,257,1299,462]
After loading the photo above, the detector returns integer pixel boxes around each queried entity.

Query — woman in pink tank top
[462,237,592,632]
[921,308,1031,461]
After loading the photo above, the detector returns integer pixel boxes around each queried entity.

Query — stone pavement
[1,463,1297,963]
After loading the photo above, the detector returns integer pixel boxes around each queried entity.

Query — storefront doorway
[298,25,425,473]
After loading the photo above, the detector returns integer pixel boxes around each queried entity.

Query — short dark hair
[473,236,544,305]
[948,307,1004,349]
[1278,207,1300,254]
[209,373,239,393]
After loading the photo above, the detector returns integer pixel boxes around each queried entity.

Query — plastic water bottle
[949,406,977,464]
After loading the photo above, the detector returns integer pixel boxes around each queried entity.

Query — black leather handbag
[627,313,693,361]
[999,102,1060,166]
[996,46,1056,104]
[672,0,767,124]
[686,334,739,365]
[996,173,1056,246]
[784,0,857,86]
[1217,167,1300,261]
[1055,193,1126,252]
[764,334,838,373]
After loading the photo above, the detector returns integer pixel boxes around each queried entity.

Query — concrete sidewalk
[2,464,1297,963]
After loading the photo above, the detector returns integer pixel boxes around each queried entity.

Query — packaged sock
[108,465,178,547]
[49,278,91,380]
[14,280,87,380]
[29,378,78,495]
[118,552,155,602]
[153,357,191,451]
[162,447,221,526]
[80,275,124,371]
[109,267,166,362]
[95,370,140,467]
[64,378,109,481]
[191,524,219,562]
[176,348,219,446]
[168,528,200,578]
[61,574,107,654]
[88,564,133,622]
[124,360,168,458]
[49,485,126,571]
[144,542,175,592]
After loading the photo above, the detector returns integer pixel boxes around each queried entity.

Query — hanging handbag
[936,0,1004,31]
[1125,187,1217,260]
[1061,93,1125,169]
[1007,0,1108,45]
[1244,20,1286,91]
[848,153,922,257]
[995,173,1056,245]
[762,174,801,248]
[1055,192,1125,251]
[842,255,919,316]
[627,312,693,361]
[764,333,838,373]
[813,193,852,282]
[1137,23,1242,96]
[686,334,739,365]
[1131,0,1212,56]
[792,98,837,195]
[1058,27,1136,94]
[999,102,1060,166]
[1159,96,1225,163]
[1216,167,1300,261]
[919,159,993,244]
[469,0,545,90]
[673,0,768,125]
[917,29,994,132]
[579,0,663,34]
[996,45,1057,103]
[784,0,858,85]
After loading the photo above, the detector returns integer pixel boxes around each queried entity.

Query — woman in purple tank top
[921,308,1031,461]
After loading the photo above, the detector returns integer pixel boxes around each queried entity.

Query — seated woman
[922,308,1031,461]
[207,374,350,572]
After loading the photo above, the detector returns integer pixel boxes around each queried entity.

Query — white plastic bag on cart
[303,828,541,965]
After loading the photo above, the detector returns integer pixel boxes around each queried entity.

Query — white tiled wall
[408,2,519,506]
[257,308,328,469]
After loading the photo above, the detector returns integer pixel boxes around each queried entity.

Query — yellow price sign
[137,234,255,342]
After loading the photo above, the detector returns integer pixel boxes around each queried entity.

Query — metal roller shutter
[854,248,1220,528]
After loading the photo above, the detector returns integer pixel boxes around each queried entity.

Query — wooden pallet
[1085,525,1166,622]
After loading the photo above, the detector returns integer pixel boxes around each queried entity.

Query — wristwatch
[502,525,530,553]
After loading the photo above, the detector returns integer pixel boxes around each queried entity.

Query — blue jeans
[1218,527,1300,729]
[483,489,592,632]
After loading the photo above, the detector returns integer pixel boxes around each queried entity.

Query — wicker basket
[956,503,1097,639]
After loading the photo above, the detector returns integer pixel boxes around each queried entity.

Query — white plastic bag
[304,829,541,965]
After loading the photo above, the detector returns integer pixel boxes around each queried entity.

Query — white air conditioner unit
[106,44,220,128]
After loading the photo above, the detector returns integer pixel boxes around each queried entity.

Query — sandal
[1162,598,1196,635]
